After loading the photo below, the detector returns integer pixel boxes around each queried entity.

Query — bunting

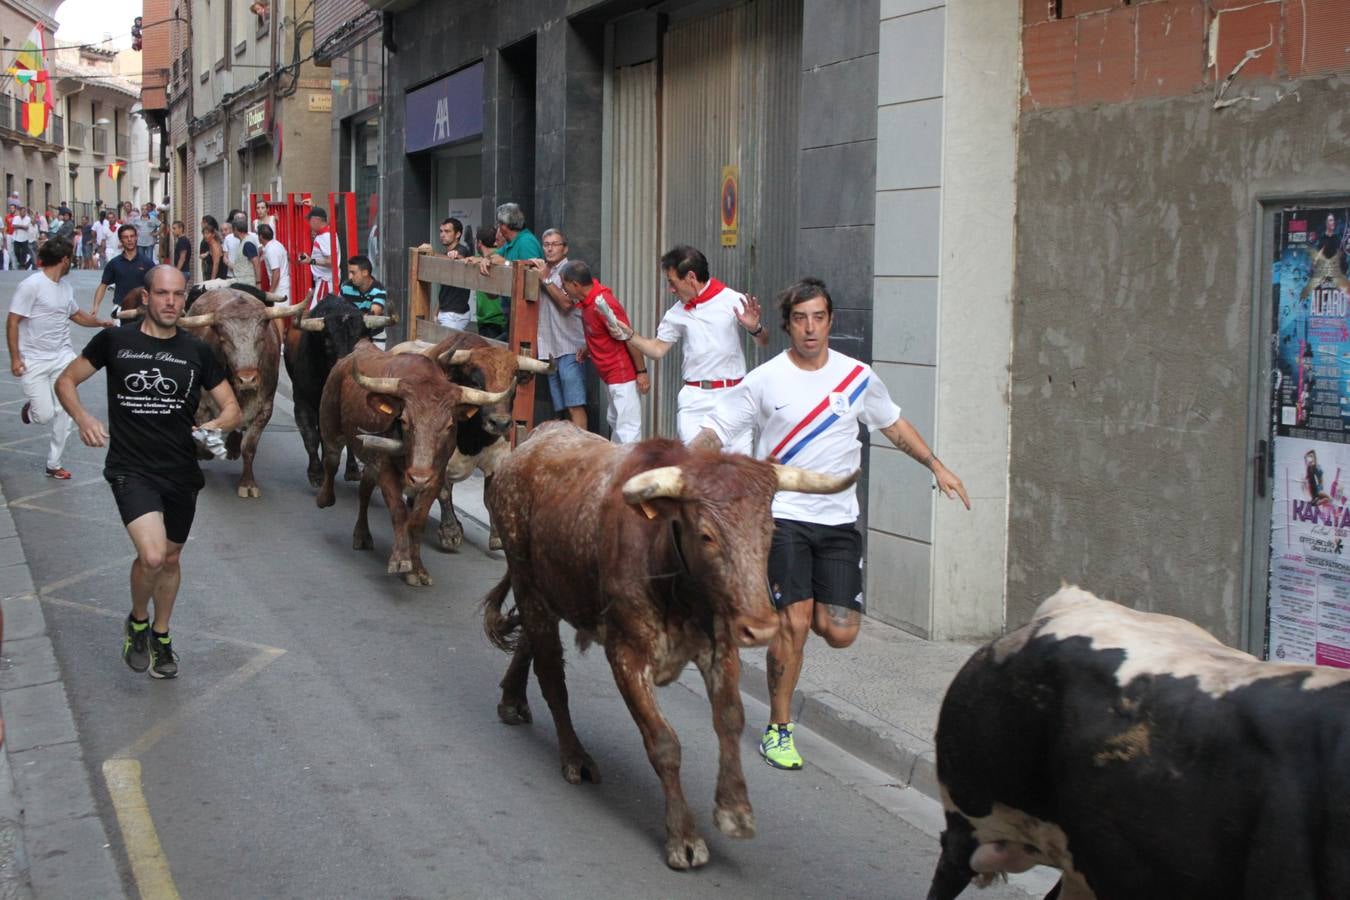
[5,23,53,138]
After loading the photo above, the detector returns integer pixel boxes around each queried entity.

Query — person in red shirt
[559,260,648,443]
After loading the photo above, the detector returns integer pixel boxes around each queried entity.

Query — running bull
[122,286,306,497]
[316,339,508,585]
[285,296,395,487]
[389,334,552,551]
[481,423,857,869]
[927,585,1350,900]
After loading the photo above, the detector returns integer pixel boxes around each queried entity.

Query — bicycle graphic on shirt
[123,368,178,396]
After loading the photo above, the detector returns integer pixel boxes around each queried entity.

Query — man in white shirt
[258,224,290,342]
[690,277,970,771]
[606,245,767,454]
[296,207,335,306]
[524,228,588,428]
[5,236,114,478]
[11,207,34,270]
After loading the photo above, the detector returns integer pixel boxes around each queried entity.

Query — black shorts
[768,518,864,612]
[105,470,201,544]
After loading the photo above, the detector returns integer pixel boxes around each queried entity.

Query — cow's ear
[633,497,681,520]
[451,403,481,421]
[365,393,403,419]
[515,371,534,385]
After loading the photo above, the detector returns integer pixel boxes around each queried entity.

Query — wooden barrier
[406,248,543,441]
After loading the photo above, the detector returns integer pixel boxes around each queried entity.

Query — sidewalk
[447,474,977,803]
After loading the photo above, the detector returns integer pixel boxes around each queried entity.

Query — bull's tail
[481,571,521,653]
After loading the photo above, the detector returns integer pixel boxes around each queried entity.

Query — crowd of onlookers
[2,192,171,273]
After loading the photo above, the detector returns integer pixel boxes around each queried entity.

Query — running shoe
[44,467,72,480]
[19,402,31,425]
[122,615,150,673]
[759,723,803,770]
[148,632,179,679]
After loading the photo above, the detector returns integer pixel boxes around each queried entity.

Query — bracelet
[636,368,648,374]
[748,324,764,336]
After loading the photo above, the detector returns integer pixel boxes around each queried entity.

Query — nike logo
[774,403,789,411]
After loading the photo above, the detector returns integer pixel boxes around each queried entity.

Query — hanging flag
[107,161,124,181]
[7,23,53,138]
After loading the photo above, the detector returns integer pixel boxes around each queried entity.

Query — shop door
[1263,201,1350,668]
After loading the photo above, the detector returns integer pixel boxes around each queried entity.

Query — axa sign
[405,62,484,154]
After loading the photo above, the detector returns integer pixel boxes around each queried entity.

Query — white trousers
[606,380,642,444]
[677,384,753,454]
[21,350,76,469]
[437,310,473,331]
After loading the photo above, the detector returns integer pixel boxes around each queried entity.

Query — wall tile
[867,443,936,542]
[873,188,941,276]
[872,276,938,365]
[876,98,942,191]
[878,8,946,105]
[864,528,932,636]
[801,142,878,228]
[803,0,880,68]
[801,55,880,149]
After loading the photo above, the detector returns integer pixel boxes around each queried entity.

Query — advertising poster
[1269,206,1350,668]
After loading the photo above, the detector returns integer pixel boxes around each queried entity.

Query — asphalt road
[1,270,1032,899]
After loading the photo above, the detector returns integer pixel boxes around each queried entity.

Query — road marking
[8,501,106,523]
[6,476,105,505]
[102,758,181,900]
[0,433,49,449]
[38,555,137,595]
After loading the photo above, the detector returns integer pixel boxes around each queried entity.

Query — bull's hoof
[437,520,464,551]
[664,834,710,870]
[560,751,600,785]
[488,531,503,552]
[386,556,414,574]
[237,482,261,499]
[343,465,362,483]
[315,484,335,508]
[714,805,756,839]
[352,530,373,551]
[497,702,532,725]
[306,465,324,488]
[402,569,433,586]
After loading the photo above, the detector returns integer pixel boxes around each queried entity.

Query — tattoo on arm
[826,605,860,629]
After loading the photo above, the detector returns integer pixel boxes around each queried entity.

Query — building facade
[0,0,63,213]
[55,47,144,219]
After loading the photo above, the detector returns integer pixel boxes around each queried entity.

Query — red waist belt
[685,378,743,389]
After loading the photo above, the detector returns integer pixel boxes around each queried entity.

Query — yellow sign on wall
[308,92,332,113]
[720,165,739,247]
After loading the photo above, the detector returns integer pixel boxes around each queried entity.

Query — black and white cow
[928,585,1350,900]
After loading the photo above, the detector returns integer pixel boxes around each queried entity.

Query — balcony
[92,126,108,155]
[48,114,63,146]
[0,99,65,150]
[68,120,87,149]
[116,132,129,157]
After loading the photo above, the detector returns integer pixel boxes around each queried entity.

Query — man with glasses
[525,229,588,427]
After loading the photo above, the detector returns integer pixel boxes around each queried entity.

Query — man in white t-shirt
[296,207,335,306]
[257,223,290,342]
[11,207,34,270]
[690,277,970,772]
[608,245,767,454]
[4,236,114,478]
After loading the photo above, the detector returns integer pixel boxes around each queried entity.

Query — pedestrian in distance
[434,217,473,331]
[605,245,766,454]
[6,237,115,479]
[199,216,226,283]
[257,223,291,343]
[226,215,263,287]
[471,231,506,340]
[559,260,648,444]
[523,228,588,429]
[10,206,34,270]
[91,225,154,327]
[689,277,971,771]
[55,265,241,680]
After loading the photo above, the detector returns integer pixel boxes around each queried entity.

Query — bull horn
[363,314,396,329]
[440,349,473,365]
[621,466,687,504]
[264,298,308,320]
[115,307,145,320]
[353,371,403,394]
[516,355,555,374]
[456,385,512,406]
[774,465,860,495]
[177,311,218,328]
[299,317,326,331]
[357,434,404,454]
[264,291,289,305]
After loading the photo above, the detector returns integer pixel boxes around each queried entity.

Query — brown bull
[136,288,305,497]
[482,422,857,869]
[389,333,551,551]
[316,339,509,585]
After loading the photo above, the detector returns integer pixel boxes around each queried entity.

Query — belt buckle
[700,379,715,389]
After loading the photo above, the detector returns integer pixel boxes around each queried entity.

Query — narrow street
[1,270,1033,899]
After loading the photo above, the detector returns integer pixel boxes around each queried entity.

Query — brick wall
[1022,0,1350,111]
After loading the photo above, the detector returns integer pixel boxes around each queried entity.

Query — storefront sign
[1268,204,1350,668]
[308,92,332,113]
[404,62,483,154]
[245,102,267,140]
[720,165,739,247]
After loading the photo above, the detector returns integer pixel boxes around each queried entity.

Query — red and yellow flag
[6,23,53,137]
[107,161,124,181]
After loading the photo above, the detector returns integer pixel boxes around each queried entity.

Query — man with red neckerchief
[296,207,336,306]
[605,244,766,454]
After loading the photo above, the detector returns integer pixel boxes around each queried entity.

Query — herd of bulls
[118,284,1350,896]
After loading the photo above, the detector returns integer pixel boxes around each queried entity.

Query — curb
[0,483,121,899]
[737,656,940,801]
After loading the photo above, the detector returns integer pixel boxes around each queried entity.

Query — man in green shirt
[476,201,543,339]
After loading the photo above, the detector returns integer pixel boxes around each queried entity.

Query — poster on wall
[1269,205,1350,668]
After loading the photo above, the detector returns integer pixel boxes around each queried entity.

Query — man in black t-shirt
[92,225,154,327]
[57,265,240,680]
[172,220,193,282]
